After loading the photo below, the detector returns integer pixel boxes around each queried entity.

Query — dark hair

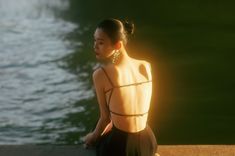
[96,18,134,45]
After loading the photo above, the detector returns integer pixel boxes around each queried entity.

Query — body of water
[0,0,94,144]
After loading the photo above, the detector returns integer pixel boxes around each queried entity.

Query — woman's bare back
[101,58,152,132]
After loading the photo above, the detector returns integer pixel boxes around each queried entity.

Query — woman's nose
[93,42,97,49]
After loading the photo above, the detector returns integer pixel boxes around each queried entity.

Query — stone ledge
[0,145,234,156]
[158,145,235,156]
[0,145,95,156]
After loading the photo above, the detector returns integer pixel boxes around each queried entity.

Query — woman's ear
[114,41,122,50]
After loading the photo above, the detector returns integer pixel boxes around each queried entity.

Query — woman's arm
[145,61,152,81]
[84,68,111,146]
[140,61,152,81]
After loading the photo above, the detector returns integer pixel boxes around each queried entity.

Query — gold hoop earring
[112,50,121,64]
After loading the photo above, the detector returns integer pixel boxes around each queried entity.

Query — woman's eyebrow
[94,36,105,41]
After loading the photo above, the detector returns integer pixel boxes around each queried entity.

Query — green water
[58,0,235,144]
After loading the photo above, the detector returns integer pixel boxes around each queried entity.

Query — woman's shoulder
[131,58,152,80]
[92,65,117,81]
[131,58,151,70]
[92,66,104,81]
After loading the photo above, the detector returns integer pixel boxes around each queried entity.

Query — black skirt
[96,125,157,156]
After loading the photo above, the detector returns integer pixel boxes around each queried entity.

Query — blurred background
[0,0,234,145]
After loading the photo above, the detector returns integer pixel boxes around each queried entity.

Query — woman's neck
[117,49,130,65]
[100,49,130,66]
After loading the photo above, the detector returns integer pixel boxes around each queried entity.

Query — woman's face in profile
[93,28,115,60]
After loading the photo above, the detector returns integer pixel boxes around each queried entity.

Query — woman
[84,18,157,156]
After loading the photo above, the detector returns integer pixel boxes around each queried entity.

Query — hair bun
[123,20,134,35]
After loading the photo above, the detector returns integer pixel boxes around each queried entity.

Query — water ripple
[0,0,93,144]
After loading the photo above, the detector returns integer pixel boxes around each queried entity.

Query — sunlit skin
[84,28,153,147]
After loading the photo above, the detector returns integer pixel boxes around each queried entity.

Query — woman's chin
[96,57,111,64]
[95,55,102,60]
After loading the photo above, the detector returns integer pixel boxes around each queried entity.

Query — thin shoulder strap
[110,110,148,117]
[100,66,114,87]
[100,66,114,107]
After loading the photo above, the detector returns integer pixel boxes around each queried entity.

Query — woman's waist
[111,117,148,133]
